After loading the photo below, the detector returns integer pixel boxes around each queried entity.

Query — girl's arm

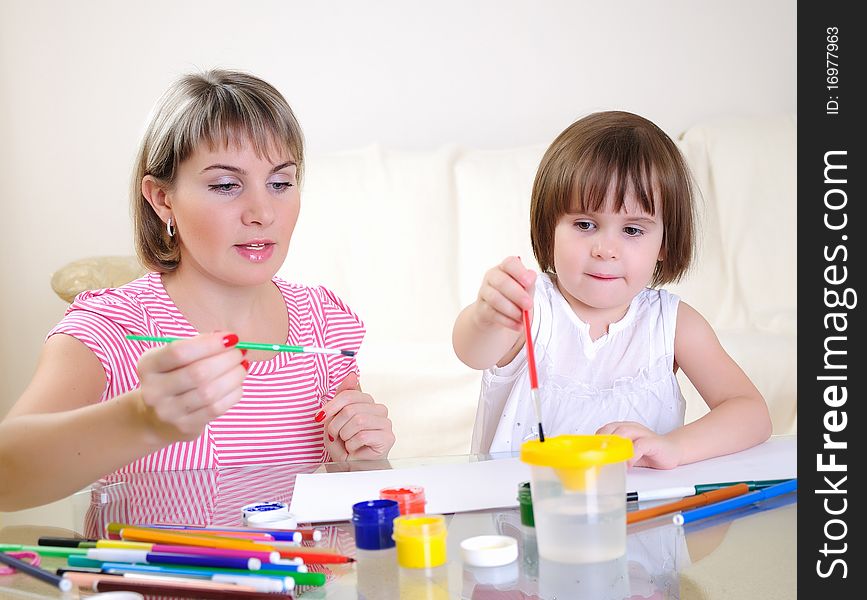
[669,301,773,464]
[0,332,246,511]
[452,256,536,369]
[598,302,772,468]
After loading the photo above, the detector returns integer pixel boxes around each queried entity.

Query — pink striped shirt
[48,272,365,472]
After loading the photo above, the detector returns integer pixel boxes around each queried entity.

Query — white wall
[0,0,795,416]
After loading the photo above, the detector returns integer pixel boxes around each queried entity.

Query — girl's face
[165,137,300,287]
[552,187,664,319]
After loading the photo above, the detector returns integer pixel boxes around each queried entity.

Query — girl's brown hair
[530,111,695,287]
[132,69,305,272]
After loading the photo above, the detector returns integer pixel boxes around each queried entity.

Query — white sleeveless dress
[471,273,686,454]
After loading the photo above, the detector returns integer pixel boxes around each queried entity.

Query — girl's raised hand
[319,372,395,462]
[135,332,248,444]
[475,256,537,332]
[595,421,683,470]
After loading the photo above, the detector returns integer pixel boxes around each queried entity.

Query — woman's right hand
[135,332,248,443]
[474,256,537,332]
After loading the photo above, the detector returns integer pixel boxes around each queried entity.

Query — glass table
[0,453,796,599]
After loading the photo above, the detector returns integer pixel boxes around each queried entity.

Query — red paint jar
[379,485,426,515]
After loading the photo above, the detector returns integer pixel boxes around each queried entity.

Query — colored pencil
[0,551,73,592]
[86,548,261,570]
[627,483,749,524]
[118,526,274,552]
[626,478,794,502]
[673,478,797,525]
[126,334,356,357]
[522,309,545,442]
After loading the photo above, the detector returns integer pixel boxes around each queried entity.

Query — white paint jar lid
[460,534,519,567]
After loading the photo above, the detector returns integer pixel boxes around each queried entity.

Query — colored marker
[627,483,749,524]
[0,551,73,592]
[522,309,544,442]
[37,536,97,548]
[107,522,274,541]
[146,523,319,543]
[673,478,798,525]
[118,526,273,552]
[126,334,356,357]
[0,543,89,558]
[627,478,794,502]
[86,548,261,570]
[96,540,279,562]
[270,549,354,564]
[61,570,294,599]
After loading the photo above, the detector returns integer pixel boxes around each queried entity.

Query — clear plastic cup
[520,434,633,564]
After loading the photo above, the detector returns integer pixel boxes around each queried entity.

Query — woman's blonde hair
[132,69,305,272]
[530,111,695,287]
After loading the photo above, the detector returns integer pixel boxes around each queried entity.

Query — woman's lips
[235,242,275,262]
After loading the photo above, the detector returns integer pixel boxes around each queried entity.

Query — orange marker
[626,482,750,525]
[119,527,273,553]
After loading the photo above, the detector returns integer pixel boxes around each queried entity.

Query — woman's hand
[596,421,683,470]
[135,332,248,444]
[320,373,395,461]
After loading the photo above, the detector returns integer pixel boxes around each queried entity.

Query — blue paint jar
[352,499,400,550]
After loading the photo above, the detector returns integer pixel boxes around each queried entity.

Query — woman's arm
[0,332,246,510]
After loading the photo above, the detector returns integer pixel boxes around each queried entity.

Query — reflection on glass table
[0,454,796,599]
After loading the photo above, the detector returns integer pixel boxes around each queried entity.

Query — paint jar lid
[352,499,401,525]
[520,435,633,468]
[380,485,426,514]
[460,535,519,567]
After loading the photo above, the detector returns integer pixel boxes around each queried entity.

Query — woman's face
[165,136,300,288]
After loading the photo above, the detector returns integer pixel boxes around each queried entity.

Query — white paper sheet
[288,435,796,523]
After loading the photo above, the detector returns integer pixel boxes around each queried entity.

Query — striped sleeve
[310,286,365,399]
[46,287,148,402]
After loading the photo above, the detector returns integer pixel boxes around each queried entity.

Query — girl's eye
[270,181,295,191]
[209,183,240,194]
[574,221,595,231]
[624,226,644,237]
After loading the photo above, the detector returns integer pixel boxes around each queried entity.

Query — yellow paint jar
[392,514,447,569]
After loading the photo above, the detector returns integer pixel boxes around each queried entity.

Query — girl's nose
[592,235,618,260]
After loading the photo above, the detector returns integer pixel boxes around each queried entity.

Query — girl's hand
[474,256,537,332]
[135,332,248,443]
[320,373,395,461]
[595,421,682,470]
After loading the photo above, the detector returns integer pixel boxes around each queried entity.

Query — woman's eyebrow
[199,161,296,175]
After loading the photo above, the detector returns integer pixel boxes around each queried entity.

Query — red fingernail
[314,411,325,423]
[328,434,335,442]
[223,333,239,347]
[241,360,250,371]
[241,349,248,356]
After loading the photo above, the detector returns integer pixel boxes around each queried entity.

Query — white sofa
[280,114,797,458]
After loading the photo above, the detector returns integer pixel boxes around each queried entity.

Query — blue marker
[673,478,797,525]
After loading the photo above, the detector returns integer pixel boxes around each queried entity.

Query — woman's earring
[166,217,175,237]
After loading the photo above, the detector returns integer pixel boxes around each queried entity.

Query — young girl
[0,70,394,511]
[453,111,772,468]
